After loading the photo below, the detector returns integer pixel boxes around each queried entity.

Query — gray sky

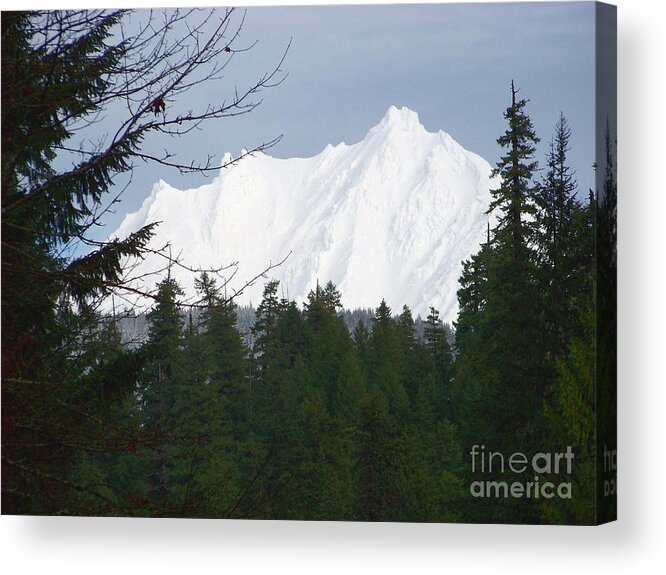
[96,1,596,237]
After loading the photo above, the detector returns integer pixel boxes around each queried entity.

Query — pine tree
[368,300,410,420]
[331,348,365,422]
[64,312,148,516]
[488,80,540,254]
[356,388,403,521]
[285,389,358,520]
[423,307,454,415]
[1,9,286,514]
[541,304,595,524]
[251,280,283,372]
[481,81,545,425]
[139,277,187,512]
[453,83,545,523]
[186,273,248,516]
[1,10,156,514]
[395,305,423,405]
[303,280,352,406]
[397,305,416,348]
[534,113,590,357]
[352,319,371,384]
[320,280,343,312]
[244,281,309,518]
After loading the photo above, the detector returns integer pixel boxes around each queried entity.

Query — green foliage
[454,83,546,472]
[2,8,288,514]
[2,10,155,514]
[534,113,592,365]
[453,84,600,524]
[488,80,540,252]
[540,304,595,524]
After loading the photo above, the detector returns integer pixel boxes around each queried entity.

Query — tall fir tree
[453,82,546,523]
[423,306,454,417]
[367,300,410,420]
[2,8,284,515]
[534,113,592,359]
[184,273,249,516]
[541,304,595,524]
[139,277,187,513]
[1,10,156,514]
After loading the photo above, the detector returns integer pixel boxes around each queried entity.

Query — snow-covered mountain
[112,106,495,322]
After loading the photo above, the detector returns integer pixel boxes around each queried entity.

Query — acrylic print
[1,2,617,524]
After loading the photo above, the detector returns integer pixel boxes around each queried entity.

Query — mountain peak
[112,108,495,321]
[375,105,423,133]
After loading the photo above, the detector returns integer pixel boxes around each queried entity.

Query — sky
[89,1,597,238]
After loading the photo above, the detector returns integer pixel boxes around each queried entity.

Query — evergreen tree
[356,388,403,521]
[368,300,410,420]
[534,113,590,358]
[244,281,310,518]
[320,280,343,312]
[139,277,187,512]
[352,319,371,384]
[541,304,595,525]
[1,9,286,515]
[186,273,249,516]
[251,280,283,372]
[397,305,416,346]
[423,307,454,416]
[64,313,148,516]
[285,390,358,520]
[1,10,156,514]
[453,83,545,523]
[395,305,424,405]
[455,226,491,345]
[488,80,540,254]
[303,280,352,407]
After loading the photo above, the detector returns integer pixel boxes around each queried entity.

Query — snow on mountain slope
[112,106,496,323]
